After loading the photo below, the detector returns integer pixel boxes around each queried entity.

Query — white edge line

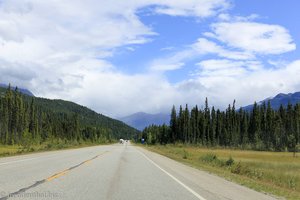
[0,153,60,166]
[138,150,207,200]
[0,157,39,166]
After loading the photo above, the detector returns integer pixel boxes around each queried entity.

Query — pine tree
[178,105,184,142]
[240,109,248,145]
[183,104,190,143]
[265,101,273,149]
[204,98,210,145]
[249,102,261,146]
[29,98,36,139]
[190,106,198,143]
[215,109,222,145]
[210,106,216,146]
[170,105,177,143]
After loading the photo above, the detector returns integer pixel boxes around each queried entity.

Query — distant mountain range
[119,112,170,131]
[243,91,300,111]
[0,83,34,96]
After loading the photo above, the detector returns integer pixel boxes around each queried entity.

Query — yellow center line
[84,160,92,164]
[45,151,109,182]
[46,169,70,182]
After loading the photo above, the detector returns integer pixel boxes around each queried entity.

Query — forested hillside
[0,85,138,146]
[141,98,300,152]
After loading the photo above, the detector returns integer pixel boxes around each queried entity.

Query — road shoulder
[136,146,279,200]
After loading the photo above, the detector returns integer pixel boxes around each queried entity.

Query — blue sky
[111,0,300,82]
[0,0,300,117]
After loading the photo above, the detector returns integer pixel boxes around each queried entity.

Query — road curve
[0,143,278,200]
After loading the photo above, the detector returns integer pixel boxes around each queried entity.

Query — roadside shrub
[200,153,226,167]
[250,169,264,180]
[182,149,189,159]
[231,162,250,175]
[56,143,65,149]
[0,152,10,157]
[288,177,297,189]
[201,153,217,163]
[29,147,35,152]
[46,143,53,149]
[177,143,184,148]
[226,156,234,166]
[17,149,24,154]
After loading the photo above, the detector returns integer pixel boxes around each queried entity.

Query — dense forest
[0,85,138,146]
[141,98,300,152]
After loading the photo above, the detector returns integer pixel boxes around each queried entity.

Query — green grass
[0,140,113,158]
[0,145,22,157]
[144,144,300,200]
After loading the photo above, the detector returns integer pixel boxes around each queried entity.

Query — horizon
[0,0,300,118]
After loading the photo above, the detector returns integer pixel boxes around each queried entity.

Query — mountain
[243,91,300,111]
[120,112,170,131]
[32,97,139,139]
[0,83,34,96]
[0,86,139,140]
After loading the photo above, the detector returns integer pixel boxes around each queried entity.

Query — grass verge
[0,140,113,158]
[143,144,300,200]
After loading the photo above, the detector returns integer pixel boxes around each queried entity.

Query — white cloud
[149,48,195,72]
[218,13,259,22]
[151,62,184,71]
[0,0,299,119]
[192,38,255,60]
[0,0,230,117]
[149,37,255,73]
[152,0,230,17]
[180,60,300,110]
[65,71,182,117]
[196,59,262,77]
[160,46,175,51]
[207,22,296,54]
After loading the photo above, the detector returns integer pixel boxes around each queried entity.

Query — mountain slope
[0,86,139,140]
[120,112,170,130]
[243,91,300,111]
[33,98,139,139]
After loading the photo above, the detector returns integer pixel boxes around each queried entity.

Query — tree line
[141,98,300,151]
[0,85,120,146]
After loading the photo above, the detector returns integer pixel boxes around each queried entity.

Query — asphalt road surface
[0,143,278,200]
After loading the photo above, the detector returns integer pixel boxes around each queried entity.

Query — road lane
[0,144,278,200]
[0,145,115,197]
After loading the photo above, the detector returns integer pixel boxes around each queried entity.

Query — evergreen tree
[170,105,177,143]
[204,98,210,145]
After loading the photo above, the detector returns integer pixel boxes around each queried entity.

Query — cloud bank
[0,0,299,117]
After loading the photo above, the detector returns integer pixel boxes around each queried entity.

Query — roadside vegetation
[140,98,300,153]
[0,139,114,158]
[145,144,300,200]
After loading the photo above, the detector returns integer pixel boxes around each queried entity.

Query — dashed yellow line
[0,151,110,200]
[45,151,108,182]
[46,169,70,181]
[83,160,92,164]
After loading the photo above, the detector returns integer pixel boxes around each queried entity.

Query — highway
[0,143,277,200]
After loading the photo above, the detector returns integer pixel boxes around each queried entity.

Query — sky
[0,0,300,118]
